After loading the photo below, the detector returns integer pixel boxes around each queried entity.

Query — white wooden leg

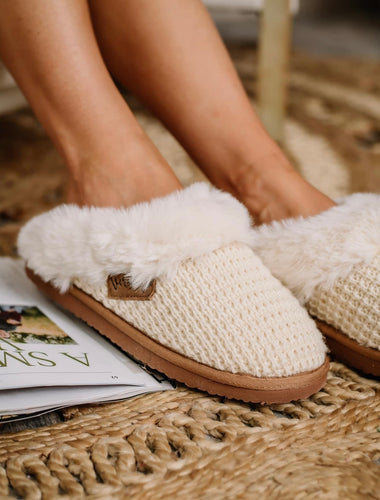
[257,0,291,143]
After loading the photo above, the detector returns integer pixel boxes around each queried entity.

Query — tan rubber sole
[27,269,329,403]
[316,320,380,377]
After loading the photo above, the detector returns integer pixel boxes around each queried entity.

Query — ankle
[217,153,335,224]
[216,152,293,221]
[65,139,182,208]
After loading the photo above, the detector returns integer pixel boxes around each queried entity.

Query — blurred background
[208,0,380,58]
[1,0,380,255]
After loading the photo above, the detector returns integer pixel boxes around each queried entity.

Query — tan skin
[0,315,20,338]
[0,0,334,223]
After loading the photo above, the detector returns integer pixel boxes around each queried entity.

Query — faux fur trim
[251,193,380,304]
[18,183,254,292]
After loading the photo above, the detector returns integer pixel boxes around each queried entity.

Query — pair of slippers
[18,183,380,404]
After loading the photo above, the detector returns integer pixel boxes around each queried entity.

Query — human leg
[0,0,181,207]
[89,0,334,222]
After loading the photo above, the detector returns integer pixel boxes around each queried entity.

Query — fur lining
[18,183,254,292]
[251,193,380,304]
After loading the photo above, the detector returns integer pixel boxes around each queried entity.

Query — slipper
[251,194,380,376]
[18,183,328,403]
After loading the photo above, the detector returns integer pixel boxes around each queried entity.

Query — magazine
[0,258,173,419]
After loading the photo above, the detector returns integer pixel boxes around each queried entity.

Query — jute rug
[0,363,379,499]
[0,48,379,499]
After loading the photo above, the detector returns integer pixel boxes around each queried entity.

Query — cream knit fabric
[75,243,327,378]
[251,193,380,353]
[308,254,380,350]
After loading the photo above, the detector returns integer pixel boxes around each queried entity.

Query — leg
[0,0,181,208]
[89,0,334,223]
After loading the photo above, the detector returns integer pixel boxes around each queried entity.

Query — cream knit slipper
[251,193,380,376]
[18,183,328,403]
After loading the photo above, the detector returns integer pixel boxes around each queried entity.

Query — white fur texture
[18,183,255,292]
[251,193,380,304]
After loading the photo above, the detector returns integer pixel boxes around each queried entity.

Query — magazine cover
[0,259,173,417]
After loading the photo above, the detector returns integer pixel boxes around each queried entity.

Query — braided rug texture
[0,363,379,499]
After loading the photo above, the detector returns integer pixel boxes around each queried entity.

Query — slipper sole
[27,268,330,403]
[316,319,380,377]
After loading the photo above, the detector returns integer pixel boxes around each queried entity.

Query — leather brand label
[107,274,156,300]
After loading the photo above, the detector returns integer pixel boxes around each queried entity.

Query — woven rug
[0,48,380,498]
[0,364,379,499]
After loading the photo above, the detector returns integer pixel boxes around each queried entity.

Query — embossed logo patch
[107,274,156,300]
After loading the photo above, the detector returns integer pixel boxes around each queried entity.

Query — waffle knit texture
[251,193,380,351]
[18,183,326,377]
[75,244,327,378]
[308,254,380,350]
